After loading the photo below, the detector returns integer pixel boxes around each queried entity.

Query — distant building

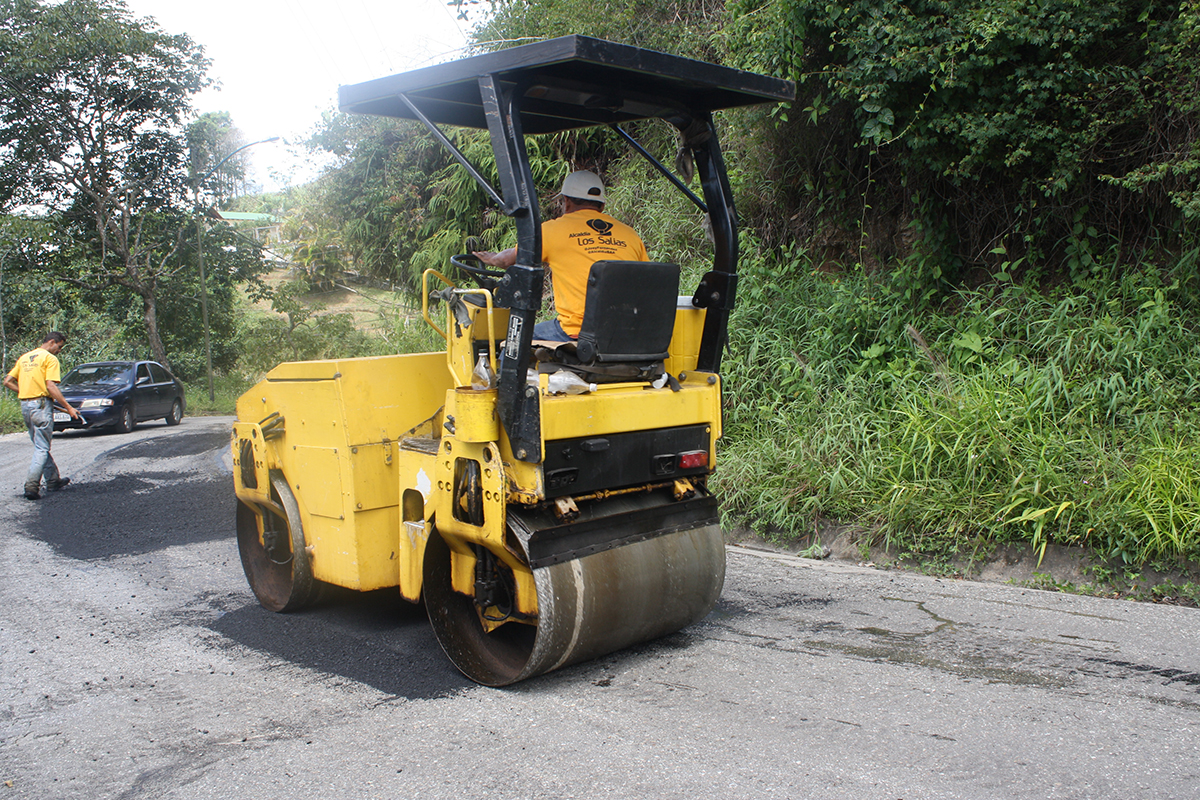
[216,211,283,244]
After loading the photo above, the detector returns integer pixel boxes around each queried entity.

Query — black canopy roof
[338,36,795,134]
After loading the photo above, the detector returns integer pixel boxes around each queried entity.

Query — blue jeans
[500,319,573,373]
[533,319,574,343]
[21,398,59,489]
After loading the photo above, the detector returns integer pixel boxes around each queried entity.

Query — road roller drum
[424,494,727,686]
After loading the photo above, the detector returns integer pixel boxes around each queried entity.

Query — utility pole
[194,136,280,401]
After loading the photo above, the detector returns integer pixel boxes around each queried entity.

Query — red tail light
[677,450,708,469]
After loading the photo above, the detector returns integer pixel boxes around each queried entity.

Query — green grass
[715,241,1200,573]
[182,373,255,417]
[0,392,22,435]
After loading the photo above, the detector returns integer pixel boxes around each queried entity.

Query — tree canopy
[0,0,208,212]
[727,0,1200,282]
[455,1,1200,293]
[0,0,265,372]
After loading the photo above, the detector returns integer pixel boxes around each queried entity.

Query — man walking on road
[4,332,80,500]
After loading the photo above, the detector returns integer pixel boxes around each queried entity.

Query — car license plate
[53,412,70,423]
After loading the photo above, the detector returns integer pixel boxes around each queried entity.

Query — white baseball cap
[559,170,606,203]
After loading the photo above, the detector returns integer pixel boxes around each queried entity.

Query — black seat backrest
[574,261,680,363]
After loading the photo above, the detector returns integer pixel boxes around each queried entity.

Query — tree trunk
[142,292,170,369]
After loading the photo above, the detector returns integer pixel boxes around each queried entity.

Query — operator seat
[534,260,681,384]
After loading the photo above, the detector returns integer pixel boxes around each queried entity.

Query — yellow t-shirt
[541,209,649,337]
[7,348,61,400]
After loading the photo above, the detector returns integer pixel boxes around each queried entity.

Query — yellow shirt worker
[473,170,648,341]
[3,332,79,500]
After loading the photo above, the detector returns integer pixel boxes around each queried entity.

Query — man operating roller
[473,170,648,342]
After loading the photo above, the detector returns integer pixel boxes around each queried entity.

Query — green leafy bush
[727,0,1200,279]
[717,241,1200,568]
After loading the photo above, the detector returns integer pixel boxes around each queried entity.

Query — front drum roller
[237,471,322,612]
[424,496,726,686]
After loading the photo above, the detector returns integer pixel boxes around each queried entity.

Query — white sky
[121,0,473,190]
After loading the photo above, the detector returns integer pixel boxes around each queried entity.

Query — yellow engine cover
[233,352,452,590]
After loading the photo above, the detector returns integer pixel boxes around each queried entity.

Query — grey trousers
[21,397,60,489]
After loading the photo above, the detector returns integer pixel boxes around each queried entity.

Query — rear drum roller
[423,497,726,686]
[237,472,322,612]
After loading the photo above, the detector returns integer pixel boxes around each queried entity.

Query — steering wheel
[451,253,506,281]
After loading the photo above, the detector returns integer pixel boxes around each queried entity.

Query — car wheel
[115,404,136,434]
[165,399,183,426]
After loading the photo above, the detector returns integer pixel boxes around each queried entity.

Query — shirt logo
[586,218,614,235]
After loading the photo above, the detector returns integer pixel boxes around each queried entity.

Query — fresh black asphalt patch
[24,424,473,699]
[26,472,233,560]
[105,428,231,459]
[25,429,234,560]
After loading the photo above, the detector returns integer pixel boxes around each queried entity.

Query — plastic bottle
[471,354,495,390]
[546,370,597,395]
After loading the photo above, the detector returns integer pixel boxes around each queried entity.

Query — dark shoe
[23,484,40,500]
[46,477,70,491]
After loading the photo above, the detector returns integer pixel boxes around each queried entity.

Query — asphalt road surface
[1,416,1198,799]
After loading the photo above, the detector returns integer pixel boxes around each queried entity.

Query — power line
[356,0,395,75]
[280,0,347,85]
[331,1,376,78]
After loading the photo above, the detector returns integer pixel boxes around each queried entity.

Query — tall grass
[716,241,1200,568]
[0,391,22,434]
[182,373,255,417]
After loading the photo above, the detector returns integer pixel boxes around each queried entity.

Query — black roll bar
[397,93,510,213]
[341,38,795,460]
[609,125,708,214]
[479,75,544,463]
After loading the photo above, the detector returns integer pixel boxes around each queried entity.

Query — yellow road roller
[232,36,793,685]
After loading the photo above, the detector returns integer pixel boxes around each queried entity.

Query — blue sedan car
[54,360,186,433]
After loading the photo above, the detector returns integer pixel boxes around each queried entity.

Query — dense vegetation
[719,0,1200,581]
[0,0,268,375]
[721,245,1200,573]
[3,0,1199,591]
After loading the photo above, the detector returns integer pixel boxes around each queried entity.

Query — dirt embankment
[730,520,1200,607]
